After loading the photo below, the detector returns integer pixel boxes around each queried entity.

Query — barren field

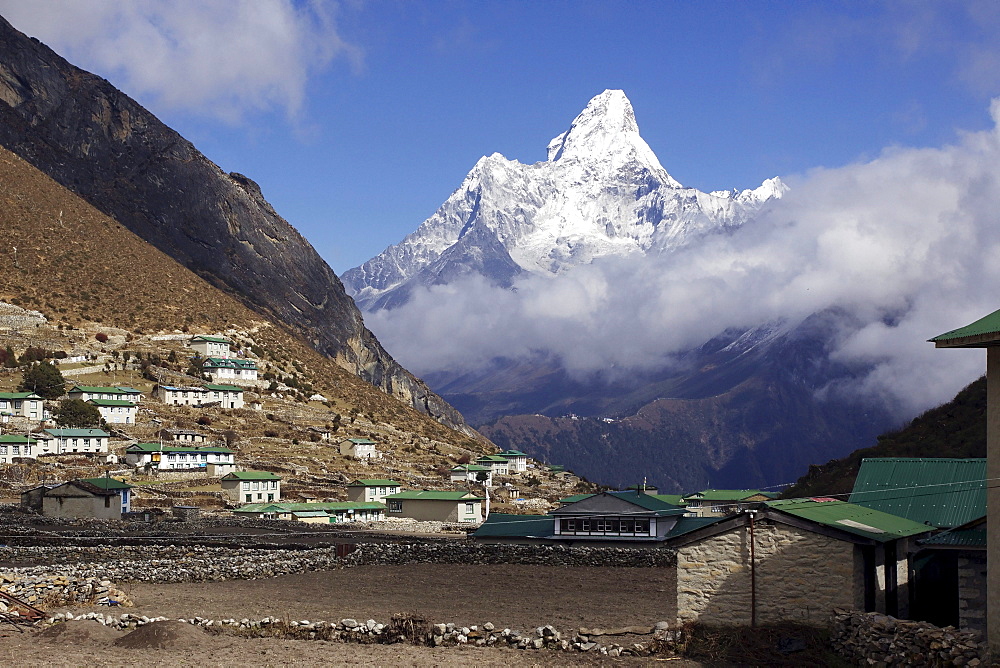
[1,563,699,666]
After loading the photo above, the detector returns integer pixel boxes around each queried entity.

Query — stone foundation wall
[0,572,131,613]
[677,520,861,626]
[958,553,987,634]
[830,610,986,666]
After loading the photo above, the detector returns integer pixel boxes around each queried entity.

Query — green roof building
[221,471,282,505]
[346,479,402,504]
[383,490,484,523]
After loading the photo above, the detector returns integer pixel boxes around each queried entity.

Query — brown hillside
[0,145,481,449]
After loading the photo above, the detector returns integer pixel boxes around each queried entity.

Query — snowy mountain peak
[545,90,670,178]
[343,90,785,311]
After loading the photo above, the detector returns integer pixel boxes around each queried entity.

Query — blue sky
[2,1,1000,273]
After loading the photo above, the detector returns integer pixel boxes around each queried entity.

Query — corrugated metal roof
[849,458,985,528]
[767,499,933,542]
[683,489,767,502]
[930,308,1000,347]
[385,490,483,501]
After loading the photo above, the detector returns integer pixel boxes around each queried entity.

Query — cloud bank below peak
[368,99,1000,421]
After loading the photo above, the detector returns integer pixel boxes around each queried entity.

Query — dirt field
[123,563,678,631]
[1,563,697,666]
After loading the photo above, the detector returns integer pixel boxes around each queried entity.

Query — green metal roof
[190,335,232,344]
[558,494,594,504]
[683,489,769,502]
[44,428,110,438]
[651,494,688,507]
[930,308,1000,347]
[473,513,554,538]
[347,479,401,487]
[385,490,484,501]
[499,450,528,457]
[203,384,243,392]
[607,490,685,513]
[222,471,282,480]
[344,438,375,444]
[70,385,138,394]
[88,398,136,407]
[126,443,233,454]
[919,516,986,548]
[0,392,41,400]
[665,516,728,539]
[203,357,257,369]
[0,434,37,444]
[451,464,491,472]
[767,499,933,542]
[477,455,509,463]
[849,458,986,529]
[234,501,385,513]
[81,477,133,490]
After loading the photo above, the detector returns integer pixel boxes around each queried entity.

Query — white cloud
[369,99,1000,420]
[0,0,359,123]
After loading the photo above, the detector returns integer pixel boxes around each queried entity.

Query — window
[580,520,592,532]
[252,481,260,490]
[271,480,278,489]
[24,445,30,455]
[167,454,176,461]
[242,481,250,490]
[635,519,650,533]
[201,454,208,461]
[596,519,612,532]
[465,502,475,514]
[563,519,576,533]
[388,501,402,513]
[245,494,252,502]
[83,438,90,447]
[267,494,274,502]
[12,446,19,455]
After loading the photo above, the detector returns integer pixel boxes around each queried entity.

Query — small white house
[125,443,235,471]
[0,392,44,420]
[0,434,37,463]
[164,429,207,443]
[221,471,282,504]
[202,357,258,383]
[88,398,137,424]
[346,479,402,504]
[450,464,494,486]
[476,455,510,476]
[339,438,379,460]
[203,384,244,409]
[188,335,233,359]
[499,449,529,473]
[41,428,110,455]
[67,385,142,403]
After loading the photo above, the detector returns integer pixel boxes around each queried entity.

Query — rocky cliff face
[0,16,472,435]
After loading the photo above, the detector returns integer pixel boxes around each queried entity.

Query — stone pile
[0,572,131,610]
[830,610,986,666]
[42,612,675,656]
[1,541,675,585]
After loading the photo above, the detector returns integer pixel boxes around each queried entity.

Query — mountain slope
[779,377,986,499]
[0,15,470,435]
[0,144,480,449]
[343,90,784,310]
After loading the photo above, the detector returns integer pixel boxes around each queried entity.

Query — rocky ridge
[0,16,469,435]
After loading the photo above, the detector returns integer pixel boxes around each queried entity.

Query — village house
[339,438,378,460]
[30,477,133,519]
[346,479,402,504]
[475,497,934,627]
[233,501,386,524]
[498,449,529,473]
[450,463,493,486]
[88,398,137,424]
[201,357,258,383]
[124,443,235,471]
[221,471,282,504]
[0,391,43,420]
[476,455,510,476]
[848,457,987,631]
[549,490,687,543]
[41,428,110,455]
[153,383,245,409]
[67,385,142,403]
[681,489,777,517]
[0,433,37,463]
[383,490,485,523]
[308,426,331,442]
[163,429,207,444]
[204,384,245,409]
[187,335,233,359]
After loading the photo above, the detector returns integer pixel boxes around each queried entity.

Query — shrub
[95,333,108,343]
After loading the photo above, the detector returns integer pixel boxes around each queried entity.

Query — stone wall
[830,610,986,666]
[958,553,987,634]
[677,519,862,626]
[0,572,131,613]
